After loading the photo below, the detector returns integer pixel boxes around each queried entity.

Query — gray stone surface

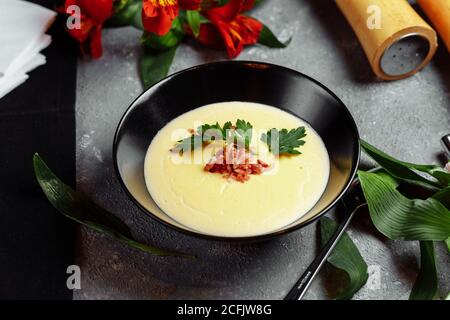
[74,0,450,300]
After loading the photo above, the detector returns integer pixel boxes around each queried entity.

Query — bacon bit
[204,145,270,182]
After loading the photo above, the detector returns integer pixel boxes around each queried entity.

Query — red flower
[142,0,201,36]
[195,0,263,58]
[62,0,113,58]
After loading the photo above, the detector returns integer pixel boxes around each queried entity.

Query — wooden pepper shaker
[336,0,438,80]
[417,0,450,53]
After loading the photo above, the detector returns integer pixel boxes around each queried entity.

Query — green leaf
[361,140,437,172]
[358,170,450,241]
[141,18,184,51]
[33,153,194,258]
[222,121,233,133]
[261,127,306,155]
[199,123,226,144]
[360,140,446,189]
[172,120,254,154]
[258,25,291,48]
[235,119,253,134]
[186,10,201,38]
[433,186,450,206]
[432,186,450,209]
[109,0,143,29]
[140,46,177,89]
[114,0,130,12]
[199,122,224,139]
[320,217,368,300]
[171,134,202,154]
[253,0,265,7]
[409,241,438,300]
[171,123,223,154]
[428,169,450,186]
[235,119,253,148]
[434,186,448,261]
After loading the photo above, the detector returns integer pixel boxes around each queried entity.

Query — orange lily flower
[195,0,263,58]
[142,0,201,36]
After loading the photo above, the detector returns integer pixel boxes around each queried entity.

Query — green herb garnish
[172,119,254,153]
[173,120,306,156]
[261,127,307,155]
[235,119,253,148]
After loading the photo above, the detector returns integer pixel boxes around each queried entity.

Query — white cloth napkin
[0,0,57,99]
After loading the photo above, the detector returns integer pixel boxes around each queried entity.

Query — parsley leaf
[171,134,202,154]
[198,122,224,141]
[171,120,254,153]
[235,119,253,148]
[261,127,307,155]
[222,121,233,134]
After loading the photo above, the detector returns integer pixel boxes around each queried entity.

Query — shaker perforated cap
[380,33,431,77]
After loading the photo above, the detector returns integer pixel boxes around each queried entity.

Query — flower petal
[195,23,225,49]
[236,15,263,45]
[79,0,113,23]
[66,15,95,43]
[215,20,243,58]
[179,0,201,10]
[207,0,242,21]
[241,0,256,11]
[142,0,179,35]
[89,24,104,59]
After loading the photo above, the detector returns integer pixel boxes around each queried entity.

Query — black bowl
[113,61,360,242]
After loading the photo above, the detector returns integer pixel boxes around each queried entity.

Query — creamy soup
[144,102,330,237]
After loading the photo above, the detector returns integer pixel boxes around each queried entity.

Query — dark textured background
[0,0,76,299]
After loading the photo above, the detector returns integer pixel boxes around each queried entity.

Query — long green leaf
[409,241,438,300]
[33,153,194,258]
[258,25,291,48]
[432,186,450,209]
[140,46,177,89]
[432,187,450,252]
[358,170,450,241]
[360,140,448,188]
[186,10,201,38]
[320,217,368,300]
[361,139,437,172]
[428,169,450,186]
